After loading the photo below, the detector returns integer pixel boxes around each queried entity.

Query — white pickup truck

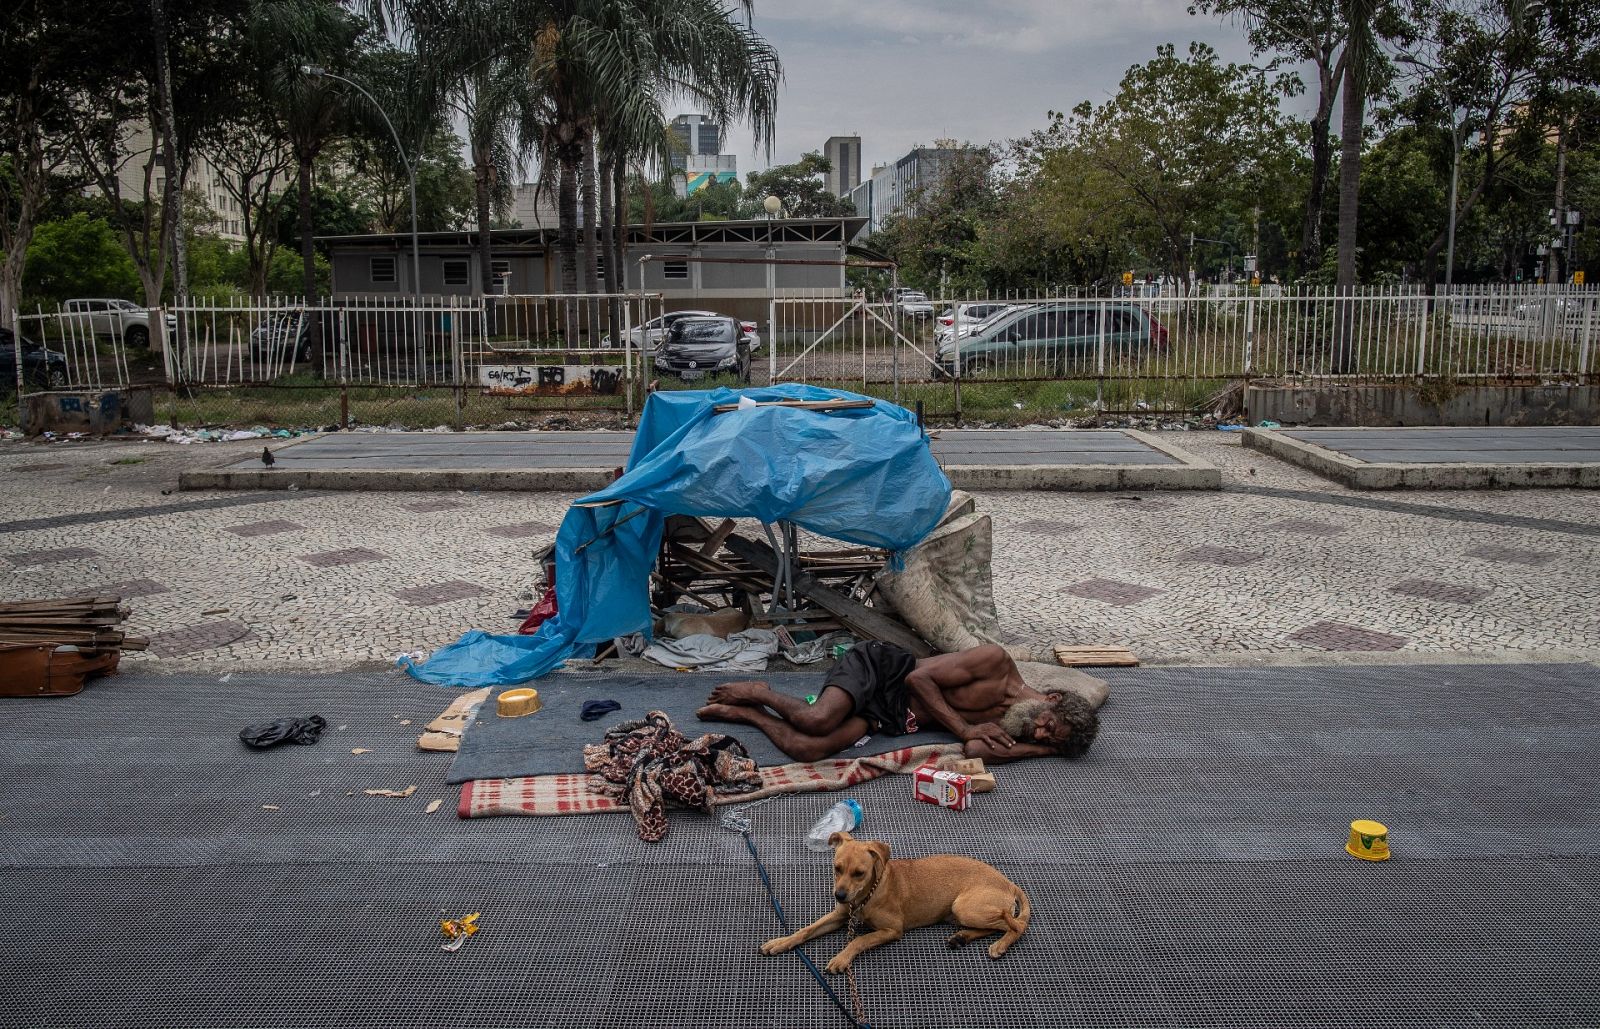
[63,298,175,349]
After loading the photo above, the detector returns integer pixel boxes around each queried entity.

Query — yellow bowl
[497,688,541,717]
[1346,819,1390,861]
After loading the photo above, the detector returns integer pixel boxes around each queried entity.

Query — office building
[846,145,963,234]
[668,114,723,171]
[823,136,861,197]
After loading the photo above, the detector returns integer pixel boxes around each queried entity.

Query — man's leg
[706,681,856,736]
[695,702,870,763]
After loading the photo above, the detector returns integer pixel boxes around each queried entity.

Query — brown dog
[759,832,1031,973]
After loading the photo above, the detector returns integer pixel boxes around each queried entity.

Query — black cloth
[580,699,622,722]
[822,641,919,736]
[239,715,326,749]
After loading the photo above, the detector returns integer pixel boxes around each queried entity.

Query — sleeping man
[696,642,1100,763]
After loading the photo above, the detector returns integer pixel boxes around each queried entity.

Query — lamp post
[303,65,420,297]
[1396,54,1465,291]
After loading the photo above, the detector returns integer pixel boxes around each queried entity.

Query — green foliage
[741,152,854,218]
[22,214,142,306]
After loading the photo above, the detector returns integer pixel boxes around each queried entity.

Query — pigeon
[261,447,276,468]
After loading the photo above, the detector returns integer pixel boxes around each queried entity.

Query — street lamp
[302,64,421,297]
[762,194,783,219]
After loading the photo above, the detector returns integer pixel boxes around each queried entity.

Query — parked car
[63,298,175,349]
[0,327,69,390]
[886,289,934,319]
[936,302,1168,376]
[653,316,751,382]
[249,311,315,364]
[602,309,761,352]
[933,303,1022,346]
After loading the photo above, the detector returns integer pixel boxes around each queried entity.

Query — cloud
[757,0,1198,54]
[716,1,1287,174]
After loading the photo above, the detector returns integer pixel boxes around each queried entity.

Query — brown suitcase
[0,643,121,697]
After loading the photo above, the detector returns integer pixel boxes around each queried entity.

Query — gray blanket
[444,671,964,783]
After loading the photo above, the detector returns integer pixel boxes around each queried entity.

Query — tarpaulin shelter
[401,384,952,687]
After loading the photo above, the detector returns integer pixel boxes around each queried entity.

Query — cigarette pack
[913,764,972,811]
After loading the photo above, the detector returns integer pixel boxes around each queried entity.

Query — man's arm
[904,650,1015,749]
[963,739,1055,764]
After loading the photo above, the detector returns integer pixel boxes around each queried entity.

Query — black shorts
[823,641,919,736]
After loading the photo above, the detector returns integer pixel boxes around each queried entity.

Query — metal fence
[765,285,1598,416]
[8,285,1596,428]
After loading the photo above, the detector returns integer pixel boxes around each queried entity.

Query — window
[1065,310,1098,336]
[662,258,689,281]
[491,259,511,278]
[370,256,396,284]
[595,254,606,281]
[1110,310,1139,332]
[442,258,470,287]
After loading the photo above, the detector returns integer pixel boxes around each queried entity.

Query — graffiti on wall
[479,364,623,396]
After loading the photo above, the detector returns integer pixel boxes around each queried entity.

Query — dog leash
[720,805,872,1029]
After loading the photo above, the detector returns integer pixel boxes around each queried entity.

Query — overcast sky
[719,0,1271,175]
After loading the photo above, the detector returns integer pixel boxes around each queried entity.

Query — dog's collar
[849,863,884,919]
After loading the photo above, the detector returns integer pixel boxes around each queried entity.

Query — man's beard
[999,698,1051,741]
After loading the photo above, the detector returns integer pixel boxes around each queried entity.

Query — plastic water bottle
[805,799,863,852]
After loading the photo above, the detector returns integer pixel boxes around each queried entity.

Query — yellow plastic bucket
[497,688,541,717]
[1346,819,1390,861]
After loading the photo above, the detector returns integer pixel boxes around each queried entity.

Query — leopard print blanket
[583,711,762,841]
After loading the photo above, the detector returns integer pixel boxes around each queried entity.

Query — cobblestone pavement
[2,432,1598,668]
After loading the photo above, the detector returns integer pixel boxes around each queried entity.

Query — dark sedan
[0,328,69,390]
[653,316,751,383]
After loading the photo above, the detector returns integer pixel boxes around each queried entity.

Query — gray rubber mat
[447,673,963,783]
[3,662,1599,1028]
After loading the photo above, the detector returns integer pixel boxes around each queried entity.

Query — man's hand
[960,722,1014,749]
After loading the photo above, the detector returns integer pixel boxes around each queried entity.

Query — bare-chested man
[696,641,1099,764]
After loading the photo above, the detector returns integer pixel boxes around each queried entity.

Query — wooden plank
[710,398,874,415]
[1053,645,1140,668]
[722,534,933,658]
[699,518,739,558]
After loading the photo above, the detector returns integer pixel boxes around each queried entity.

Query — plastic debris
[351,748,371,754]
[240,715,327,749]
[426,799,444,814]
[261,804,281,811]
[364,785,417,797]
[440,912,481,952]
[1255,419,1282,429]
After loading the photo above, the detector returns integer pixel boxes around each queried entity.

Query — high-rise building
[668,114,723,171]
[846,146,965,234]
[823,136,861,197]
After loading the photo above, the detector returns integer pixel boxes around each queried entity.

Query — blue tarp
[401,384,952,686]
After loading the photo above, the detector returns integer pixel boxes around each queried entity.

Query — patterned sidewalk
[2,432,1598,667]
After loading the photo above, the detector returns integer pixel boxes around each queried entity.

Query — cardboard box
[914,765,972,811]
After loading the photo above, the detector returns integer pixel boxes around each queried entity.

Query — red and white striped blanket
[457,742,962,818]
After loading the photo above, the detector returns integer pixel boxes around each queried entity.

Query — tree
[867,147,999,291]
[520,0,781,293]
[741,152,855,218]
[242,0,365,304]
[1059,43,1297,286]
[1189,0,1349,274]
[21,213,143,306]
[0,4,94,323]
[57,0,247,308]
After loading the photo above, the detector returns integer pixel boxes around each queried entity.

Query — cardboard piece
[417,688,491,752]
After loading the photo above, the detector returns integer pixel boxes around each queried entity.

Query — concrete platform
[179,428,1219,492]
[1244,426,1600,489]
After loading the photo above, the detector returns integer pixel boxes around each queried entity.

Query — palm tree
[1337,0,1373,290]
[525,0,781,294]
[252,0,366,302]
[455,56,540,298]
